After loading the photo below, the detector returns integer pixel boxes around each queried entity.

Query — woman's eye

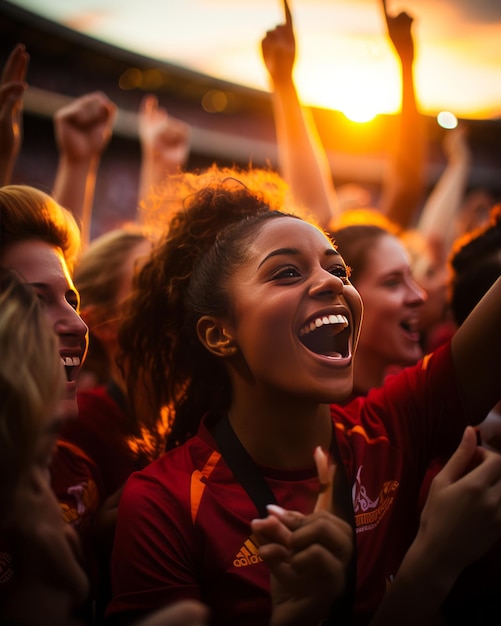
[329,266,350,283]
[66,291,79,311]
[383,278,400,288]
[273,266,300,280]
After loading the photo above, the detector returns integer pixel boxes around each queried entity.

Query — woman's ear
[197,316,237,357]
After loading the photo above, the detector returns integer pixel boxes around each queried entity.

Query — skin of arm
[261,0,338,230]
[450,275,501,422]
[370,426,501,625]
[137,93,191,210]
[0,43,29,186]
[52,91,117,247]
[251,448,353,626]
[378,0,426,228]
[417,125,471,265]
[133,601,209,626]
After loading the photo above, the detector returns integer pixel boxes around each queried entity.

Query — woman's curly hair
[119,167,296,449]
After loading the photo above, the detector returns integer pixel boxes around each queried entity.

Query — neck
[227,392,332,469]
[353,348,386,395]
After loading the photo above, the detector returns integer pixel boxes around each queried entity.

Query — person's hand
[442,124,471,165]
[54,90,117,164]
[138,94,191,174]
[6,465,89,607]
[381,0,415,62]
[418,426,501,575]
[0,43,29,184]
[478,410,501,453]
[134,600,209,626]
[261,0,296,86]
[251,447,353,626]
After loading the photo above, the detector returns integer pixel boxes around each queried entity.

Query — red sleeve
[106,465,200,623]
[50,440,101,530]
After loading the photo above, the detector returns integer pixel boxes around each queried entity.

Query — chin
[324,376,354,404]
[399,350,423,367]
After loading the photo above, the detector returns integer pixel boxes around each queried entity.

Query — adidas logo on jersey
[233,535,262,567]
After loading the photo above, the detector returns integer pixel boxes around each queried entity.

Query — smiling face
[214,217,363,404]
[0,240,88,420]
[353,233,426,386]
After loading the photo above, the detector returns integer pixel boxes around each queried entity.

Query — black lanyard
[212,414,356,625]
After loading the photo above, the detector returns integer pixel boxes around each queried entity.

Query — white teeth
[62,356,81,367]
[300,314,348,337]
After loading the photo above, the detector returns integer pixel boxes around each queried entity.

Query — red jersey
[50,383,145,529]
[107,343,467,626]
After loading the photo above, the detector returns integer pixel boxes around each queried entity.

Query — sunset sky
[7,0,501,121]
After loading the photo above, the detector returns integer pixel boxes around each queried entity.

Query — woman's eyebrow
[326,249,341,258]
[258,247,299,269]
[28,282,49,289]
[258,247,341,269]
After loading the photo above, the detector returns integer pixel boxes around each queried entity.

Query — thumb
[438,426,478,485]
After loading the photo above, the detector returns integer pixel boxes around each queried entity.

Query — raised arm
[0,43,29,186]
[370,426,501,625]
[377,0,426,228]
[417,125,471,265]
[451,275,501,423]
[137,94,191,211]
[261,0,338,229]
[52,91,117,247]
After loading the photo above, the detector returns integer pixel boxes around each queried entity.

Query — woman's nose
[308,268,345,298]
[56,305,89,338]
[408,278,427,305]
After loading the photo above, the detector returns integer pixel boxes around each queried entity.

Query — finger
[1,44,24,82]
[266,503,305,531]
[466,446,501,488]
[435,426,478,485]
[283,0,293,29]
[381,0,390,26]
[290,511,353,564]
[133,600,209,626]
[313,446,335,513]
[252,511,293,546]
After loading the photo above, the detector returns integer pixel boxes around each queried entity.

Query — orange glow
[8,0,501,121]
[291,36,401,122]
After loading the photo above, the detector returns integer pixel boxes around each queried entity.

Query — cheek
[234,297,293,361]
[360,288,394,319]
[359,298,397,346]
[42,305,60,334]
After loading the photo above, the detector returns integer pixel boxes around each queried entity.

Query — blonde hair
[74,226,148,385]
[0,269,65,510]
[75,226,147,315]
[0,185,81,273]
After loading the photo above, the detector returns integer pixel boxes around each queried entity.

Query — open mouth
[299,314,350,358]
[61,356,81,382]
[399,319,420,342]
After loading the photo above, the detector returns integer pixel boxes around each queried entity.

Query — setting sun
[293,38,400,123]
[5,0,501,121]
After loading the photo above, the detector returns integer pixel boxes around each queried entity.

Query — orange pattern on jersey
[190,450,221,523]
